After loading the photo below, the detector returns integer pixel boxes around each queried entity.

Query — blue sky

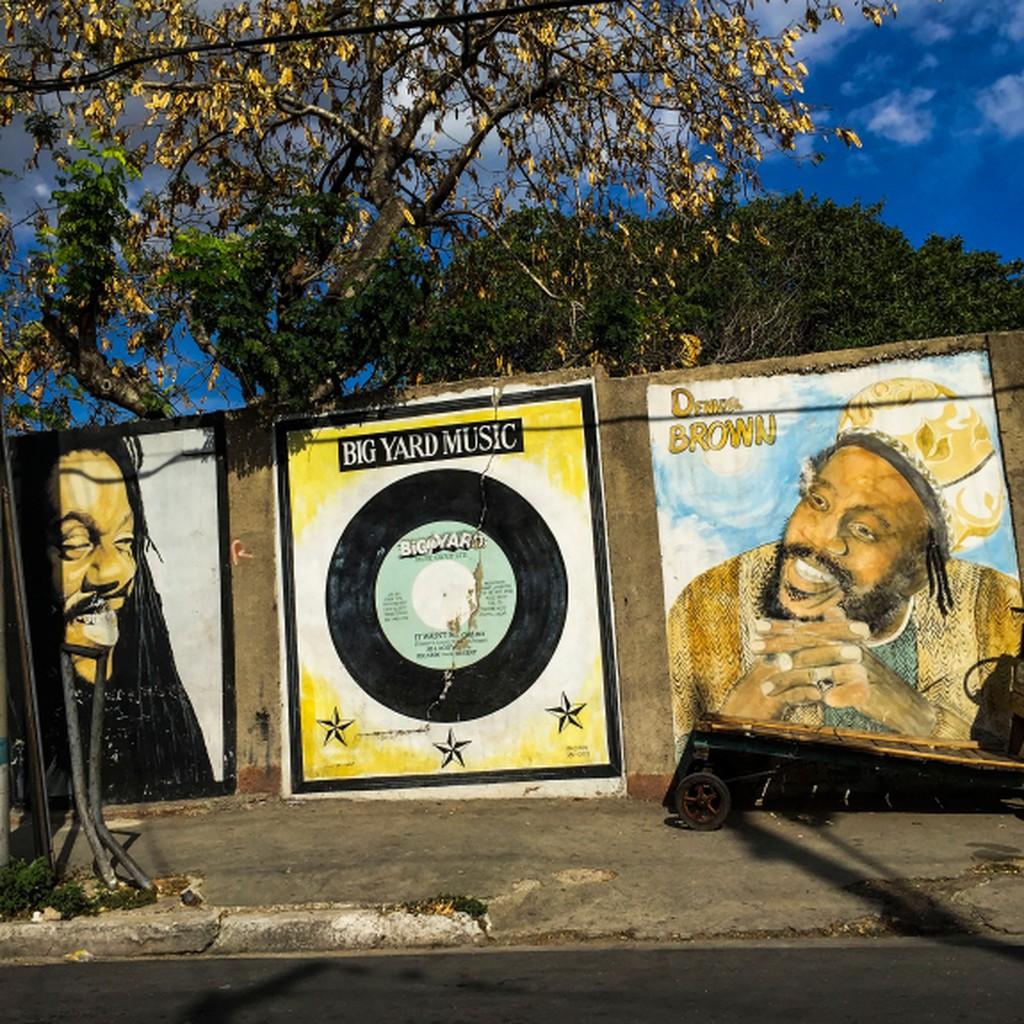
[755,0,1024,262]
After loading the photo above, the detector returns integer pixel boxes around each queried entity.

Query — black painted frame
[12,412,238,802]
[276,383,622,793]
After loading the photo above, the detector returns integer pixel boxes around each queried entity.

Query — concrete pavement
[4,794,1024,959]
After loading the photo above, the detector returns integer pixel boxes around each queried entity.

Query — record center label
[375,519,518,669]
[338,419,523,472]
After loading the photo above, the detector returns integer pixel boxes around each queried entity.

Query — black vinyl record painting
[277,384,621,792]
[325,469,568,722]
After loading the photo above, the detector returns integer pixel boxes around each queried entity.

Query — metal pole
[0,405,51,868]
[84,649,151,890]
[0,483,8,868]
[59,650,116,890]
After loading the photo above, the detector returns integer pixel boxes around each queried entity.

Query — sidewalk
[4,794,1024,959]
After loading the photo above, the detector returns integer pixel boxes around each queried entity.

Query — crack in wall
[424,383,506,721]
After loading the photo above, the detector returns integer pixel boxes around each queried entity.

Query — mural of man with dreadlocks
[667,378,1022,745]
[18,430,215,803]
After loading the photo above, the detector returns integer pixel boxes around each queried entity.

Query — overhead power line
[1,0,611,95]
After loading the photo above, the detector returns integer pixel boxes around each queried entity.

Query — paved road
[5,941,1024,1023]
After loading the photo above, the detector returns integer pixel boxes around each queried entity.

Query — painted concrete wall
[11,331,1024,805]
[275,381,620,793]
[651,347,1021,753]
[13,420,234,803]
[223,413,281,795]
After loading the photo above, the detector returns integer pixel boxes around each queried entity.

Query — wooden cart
[671,713,1024,830]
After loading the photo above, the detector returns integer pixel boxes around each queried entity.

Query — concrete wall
[13,331,1024,805]
[988,332,1024,578]
[636,331,1024,797]
[12,420,234,803]
[223,412,281,794]
[593,373,676,799]
[275,375,623,795]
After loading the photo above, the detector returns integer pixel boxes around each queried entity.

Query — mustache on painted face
[64,585,132,623]
[778,543,855,594]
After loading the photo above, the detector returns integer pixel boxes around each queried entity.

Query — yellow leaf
[402,206,415,225]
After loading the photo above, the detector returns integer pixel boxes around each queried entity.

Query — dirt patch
[552,868,618,886]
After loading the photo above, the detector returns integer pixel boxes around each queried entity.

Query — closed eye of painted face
[779,445,930,621]
[46,449,137,656]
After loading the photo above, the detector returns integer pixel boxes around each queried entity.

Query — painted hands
[720,608,937,736]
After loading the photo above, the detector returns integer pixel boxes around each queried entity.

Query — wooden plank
[700,714,990,750]
[864,744,1024,769]
[697,713,1024,770]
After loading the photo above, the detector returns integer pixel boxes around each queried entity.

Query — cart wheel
[675,771,731,830]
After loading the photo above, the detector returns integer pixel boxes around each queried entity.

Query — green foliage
[410,195,1024,380]
[400,893,488,919]
[1,0,908,423]
[6,137,174,428]
[96,885,158,912]
[0,858,55,919]
[47,880,94,920]
[36,138,141,319]
[168,196,434,405]
[0,857,155,920]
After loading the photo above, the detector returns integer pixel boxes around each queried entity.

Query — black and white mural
[15,421,234,803]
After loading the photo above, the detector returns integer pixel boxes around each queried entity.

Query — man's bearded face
[777,446,930,634]
[46,449,137,659]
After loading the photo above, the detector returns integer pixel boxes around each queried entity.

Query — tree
[0,0,893,425]
[407,194,1024,379]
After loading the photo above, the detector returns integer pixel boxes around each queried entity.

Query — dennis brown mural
[649,350,1022,749]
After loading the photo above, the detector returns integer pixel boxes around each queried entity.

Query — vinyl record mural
[277,384,620,791]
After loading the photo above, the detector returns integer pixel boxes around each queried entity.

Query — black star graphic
[546,692,586,732]
[317,707,354,746]
[433,728,471,768]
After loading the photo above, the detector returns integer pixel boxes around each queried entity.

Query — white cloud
[1007,0,1024,41]
[837,51,895,98]
[748,0,870,67]
[898,0,1024,47]
[846,151,879,176]
[917,53,940,71]
[860,87,936,145]
[655,508,731,608]
[976,72,1024,139]
[913,20,954,45]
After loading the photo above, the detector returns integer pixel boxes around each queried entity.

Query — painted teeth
[794,558,835,585]
[77,606,119,647]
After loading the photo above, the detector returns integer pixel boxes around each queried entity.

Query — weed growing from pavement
[0,858,53,918]
[399,894,488,919]
[0,858,156,921]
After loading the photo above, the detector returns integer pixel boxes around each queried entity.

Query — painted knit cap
[835,377,1004,555]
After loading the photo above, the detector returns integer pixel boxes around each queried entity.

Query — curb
[0,905,488,961]
[0,908,222,960]
[211,908,488,955]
